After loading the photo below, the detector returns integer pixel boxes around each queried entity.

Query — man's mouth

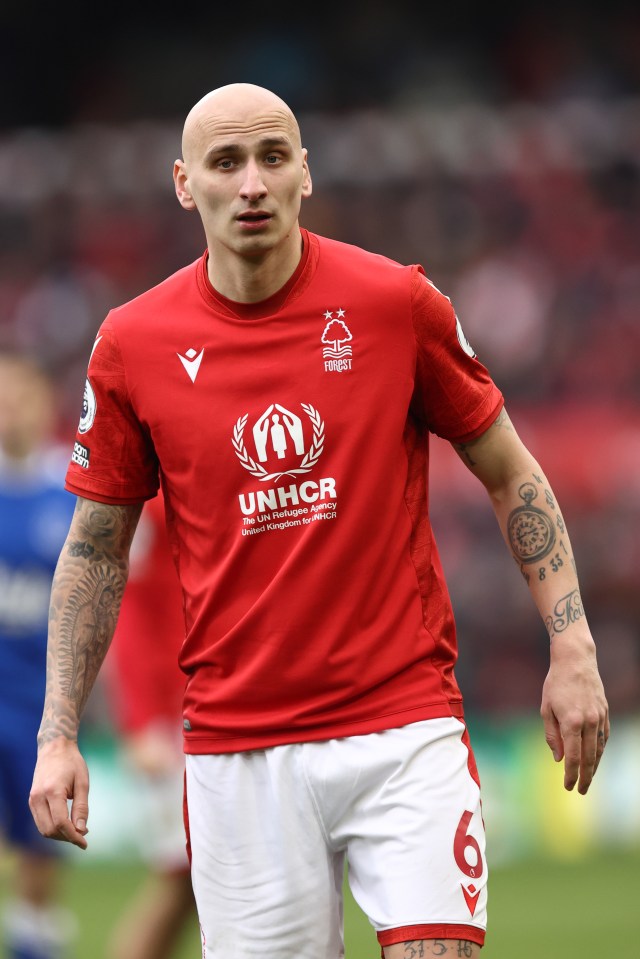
[236,211,272,225]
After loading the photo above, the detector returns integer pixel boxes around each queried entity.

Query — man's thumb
[72,801,89,834]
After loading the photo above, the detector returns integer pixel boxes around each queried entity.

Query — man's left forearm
[453,408,609,792]
[490,463,591,648]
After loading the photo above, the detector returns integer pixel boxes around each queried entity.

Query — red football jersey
[66,230,503,753]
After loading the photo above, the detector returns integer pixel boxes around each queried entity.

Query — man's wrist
[548,628,597,660]
[37,728,80,751]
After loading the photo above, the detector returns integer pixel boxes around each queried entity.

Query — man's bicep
[66,497,144,559]
[450,407,537,493]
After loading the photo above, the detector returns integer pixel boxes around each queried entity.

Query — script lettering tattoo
[457,944,474,958]
[403,942,425,958]
[507,481,556,564]
[38,499,142,746]
[556,513,566,534]
[544,589,585,638]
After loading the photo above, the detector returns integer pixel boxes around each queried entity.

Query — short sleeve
[411,269,504,442]
[65,317,160,504]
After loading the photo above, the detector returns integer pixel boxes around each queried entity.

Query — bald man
[30,84,608,959]
[174,84,311,302]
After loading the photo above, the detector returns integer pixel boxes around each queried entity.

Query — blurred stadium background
[1,1,639,955]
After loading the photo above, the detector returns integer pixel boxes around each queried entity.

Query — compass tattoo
[507,482,556,564]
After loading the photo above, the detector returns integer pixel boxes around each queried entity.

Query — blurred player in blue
[0,352,77,959]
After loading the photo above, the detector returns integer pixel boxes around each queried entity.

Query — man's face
[175,106,311,261]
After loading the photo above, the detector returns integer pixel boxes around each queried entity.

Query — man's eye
[265,155,281,164]
[218,159,234,170]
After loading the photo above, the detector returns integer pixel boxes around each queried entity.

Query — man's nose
[240,160,267,200]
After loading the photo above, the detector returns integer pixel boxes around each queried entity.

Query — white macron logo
[177,347,204,383]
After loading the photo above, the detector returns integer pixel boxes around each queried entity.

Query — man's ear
[173,159,197,211]
[301,148,312,199]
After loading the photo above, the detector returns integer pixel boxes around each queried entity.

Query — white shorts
[185,717,487,958]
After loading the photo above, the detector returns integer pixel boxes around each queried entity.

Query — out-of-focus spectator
[102,490,196,959]
[0,352,77,959]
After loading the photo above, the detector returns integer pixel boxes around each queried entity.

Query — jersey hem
[182,700,465,754]
[377,924,485,947]
[449,397,504,444]
[64,480,156,505]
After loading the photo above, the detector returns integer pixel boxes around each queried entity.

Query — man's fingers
[577,728,598,795]
[28,790,57,840]
[558,710,589,791]
[561,727,581,791]
[29,786,88,850]
[542,709,564,762]
[51,814,89,849]
[587,722,610,784]
[70,766,90,835]
[560,711,605,794]
[71,801,90,836]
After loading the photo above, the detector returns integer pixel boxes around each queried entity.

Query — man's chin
[233,231,279,258]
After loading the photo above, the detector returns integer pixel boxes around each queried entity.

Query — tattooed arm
[452,407,609,794]
[29,496,143,848]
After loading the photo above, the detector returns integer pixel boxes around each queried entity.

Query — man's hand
[29,738,90,849]
[540,638,610,795]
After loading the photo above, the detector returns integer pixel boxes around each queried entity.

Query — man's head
[0,352,56,461]
[173,84,312,265]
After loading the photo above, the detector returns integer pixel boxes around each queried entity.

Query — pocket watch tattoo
[508,482,556,564]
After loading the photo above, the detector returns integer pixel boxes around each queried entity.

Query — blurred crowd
[0,95,638,724]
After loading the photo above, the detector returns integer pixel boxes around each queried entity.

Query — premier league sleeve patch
[78,378,97,434]
[455,314,477,359]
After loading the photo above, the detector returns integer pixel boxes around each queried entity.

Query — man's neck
[207,227,303,304]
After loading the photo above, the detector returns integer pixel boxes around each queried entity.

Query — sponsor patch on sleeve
[71,441,90,470]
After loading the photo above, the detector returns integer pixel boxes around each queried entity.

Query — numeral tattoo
[404,942,426,958]
[400,942,476,958]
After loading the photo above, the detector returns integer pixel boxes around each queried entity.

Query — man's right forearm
[38,497,143,747]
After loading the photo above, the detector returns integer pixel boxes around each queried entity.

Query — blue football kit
[0,448,75,852]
